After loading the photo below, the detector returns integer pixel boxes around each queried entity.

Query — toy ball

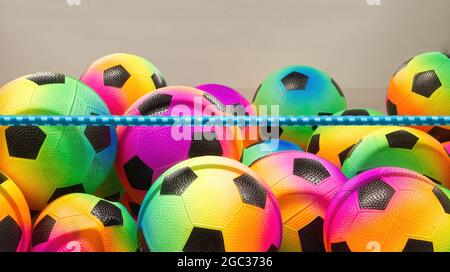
[120,193,141,221]
[94,169,124,202]
[0,172,31,252]
[81,53,167,115]
[324,167,450,252]
[196,83,258,147]
[116,86,243,204]
[444,142,450,157]
[137,156,282,252]
[31,193,137,252]
[342,126,450,187]
[387,51,450,143]
[250,151,346,252]
[0,72,117,211]
[241,139,302,166]
[307,108,384,168]
[252,65,347,149]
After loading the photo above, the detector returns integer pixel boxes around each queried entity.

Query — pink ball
[115,86,243,204]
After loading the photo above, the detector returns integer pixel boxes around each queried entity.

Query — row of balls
[0,51,448,252]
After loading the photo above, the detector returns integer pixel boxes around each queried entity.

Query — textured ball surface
[81,53,167,115]
[386,51,450,142]
[31,193,137,252]
[307,108,384,168]
[196,84,258,147]
[0,172,31,252]
[116,86,243,204]
[324,167,450,252]
[137,156,282,252]
[250,151,346,252]
[242,139,302,166]
[0,72,117,211]
[342,127,450,187]
[444,142,450,157]
[252,65,347,149]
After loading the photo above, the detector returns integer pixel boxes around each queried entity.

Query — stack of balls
[0,51,448,252]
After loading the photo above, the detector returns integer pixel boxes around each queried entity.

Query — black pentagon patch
[47,184,85,204]
[331,241,351,252]
[393,57,413,77]
[189,131,223,158]
[432,186,450,214]
[6,126,47,160]
[138,93,172,116]
[331,78,345,97]
[412,70,442,98]
[234,174,267,209]
[151,73,167,89]
[252,84,262,103]
[267,244,279,252]
[129,201,141,218]
[138,229,150,252]
[385,130,419,149]
[27,72,65,85]
[30,210,40,219]
[282,72,309,91]
[358,179,395,210]
[183,227,225,252]
[307,134,320,154]
[428,126,450,143]
[32,215,56,247]
[104,65,131,88]
[298,217,325,252]
[0,172,8,185]
[424,175,441,185]
[386,99,398,115]
[338,144,355,166]
[123,156,153,191]
[402,239,434,252]
[91,200,123,227]
[203,93,226,112]
[0,216,22,252]
[293,158,330,185]
[84,125,111,153]
[161,167,198,196]
[104,192,121,202]
[341,109,370,116]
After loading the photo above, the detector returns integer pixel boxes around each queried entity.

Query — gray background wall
[1,0,449,112]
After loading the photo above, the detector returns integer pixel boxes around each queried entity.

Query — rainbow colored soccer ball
[252,65,347,149]
[196,83,258,147]
[250,151,347,252]
[137,156,282,252]
[81,53,167,115]
[0,72,117,212]
[386,51,450,143]
[116,86,243,204]
[0,171,31,252]
[324,167,450,252]
[31,193,137,252]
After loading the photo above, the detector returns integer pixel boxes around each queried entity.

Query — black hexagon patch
[341,109,370,116]
[91,200,123,227]
[331,241,351,252]
[47,184,85,204]
[27,72,65,85]
[6,126,47,159]
[386,99,398,115]
[138,93,172,116]
[307,134,320,154]
[298,217,325,252]
[189,131,223,158]
[428,126,450,143]
[338,144,355,166]
[358,179,395,210]
[123,156,153,191]
[331,78,345,97]
[385,130,419,150]
[282,72,309,91]
[432,186,450,214]
[84,125,111,153]
[412,70,442,98]
[183,227,225,252]
[151,73,167,89]
[32,215,56,247]
[403,239,434,252]
[293,158,330,185]
[104,65,131,88]
[0,216,22,252]
[161,167,198,196]
[233,174,267,209]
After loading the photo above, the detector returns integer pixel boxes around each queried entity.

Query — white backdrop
[1,0,449,111]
